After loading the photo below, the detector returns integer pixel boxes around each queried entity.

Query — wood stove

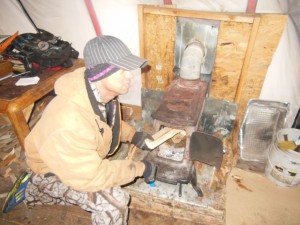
[145,77,208,196]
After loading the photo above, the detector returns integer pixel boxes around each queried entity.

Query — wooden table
[0,59,84,150]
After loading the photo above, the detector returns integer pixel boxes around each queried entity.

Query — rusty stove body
[143,19,221,196]
[145,77,208,195]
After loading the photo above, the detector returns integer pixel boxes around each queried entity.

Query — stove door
[189,131,223,170]
[145,150,193,185]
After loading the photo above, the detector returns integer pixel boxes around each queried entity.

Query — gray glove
[141,160,157,184]
[131,131,153,151]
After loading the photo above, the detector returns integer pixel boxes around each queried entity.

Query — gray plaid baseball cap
[83,35,147,71]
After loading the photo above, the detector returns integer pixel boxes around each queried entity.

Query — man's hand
[131,131,153,151]
[141,160,157,184]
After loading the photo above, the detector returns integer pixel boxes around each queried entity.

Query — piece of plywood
[139,5,287,127]
[142,13,176,90]
[226,167,300,225]
[139,6,287,157]
[143,6,254,23]
[233,17,261,103]
[139,5,254,91]
[210,21,252,101]
[235,14,288,125]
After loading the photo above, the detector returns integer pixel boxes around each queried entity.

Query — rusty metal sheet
[152,78,208,126]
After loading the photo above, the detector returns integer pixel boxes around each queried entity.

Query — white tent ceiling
[0,0,299,126]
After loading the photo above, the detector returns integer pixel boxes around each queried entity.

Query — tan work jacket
[25,67,143,192]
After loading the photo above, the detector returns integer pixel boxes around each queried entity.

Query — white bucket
[265,128,300,188]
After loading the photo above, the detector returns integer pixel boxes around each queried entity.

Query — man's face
[97,69,134,96]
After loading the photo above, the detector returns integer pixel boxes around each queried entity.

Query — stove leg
[191,165,204,197]
[179,183,182,197]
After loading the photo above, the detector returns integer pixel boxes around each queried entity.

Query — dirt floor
[226,167,300,225]
[1,96,300,225]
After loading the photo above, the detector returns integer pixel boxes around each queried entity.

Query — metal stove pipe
[180,41,205,80]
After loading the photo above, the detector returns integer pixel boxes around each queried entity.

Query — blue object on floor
[149,181,156,187]
[2,171,29,213]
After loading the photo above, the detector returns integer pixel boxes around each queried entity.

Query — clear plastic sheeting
[239,99,290,162]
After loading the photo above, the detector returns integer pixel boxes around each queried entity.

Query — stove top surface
[152,78,208,126]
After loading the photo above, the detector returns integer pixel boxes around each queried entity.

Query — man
[2,35,156,225]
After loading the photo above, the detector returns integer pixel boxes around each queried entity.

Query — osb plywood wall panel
[237,14,288,123]
[143,14,176,90]
[210,21,252,101]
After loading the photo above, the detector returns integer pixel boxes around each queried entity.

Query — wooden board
[231,14,287,157]
[235,14,288,126]
[139,5,256,92]
[139,5,287,125]
[210,21,252,101]
[139,5,287,151]
[142,6,255,23]
[142,13,176,90]
[0,60,12,78]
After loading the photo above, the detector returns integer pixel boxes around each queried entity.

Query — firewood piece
[0,148,16,167]
[126,144,137,160]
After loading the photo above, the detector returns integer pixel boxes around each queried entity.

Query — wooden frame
[138,4,287,149]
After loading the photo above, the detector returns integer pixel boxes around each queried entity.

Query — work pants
[24,170,130,225]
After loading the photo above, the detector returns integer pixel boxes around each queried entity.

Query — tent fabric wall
[172,0,248,12]
[0,0,299,126]
[260,18,300,126]
[256,0,299,126]
[0,0,95,58]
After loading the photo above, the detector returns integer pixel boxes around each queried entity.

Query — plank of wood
[210,21,252,101]
[145,128,185,149]
[0,149,16,167]
[126,144,137,160]
[234,17,261,102]
[0,60,13,77]
[143,6,255,23]
[142,12,176,90]
[236,14,288,127]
